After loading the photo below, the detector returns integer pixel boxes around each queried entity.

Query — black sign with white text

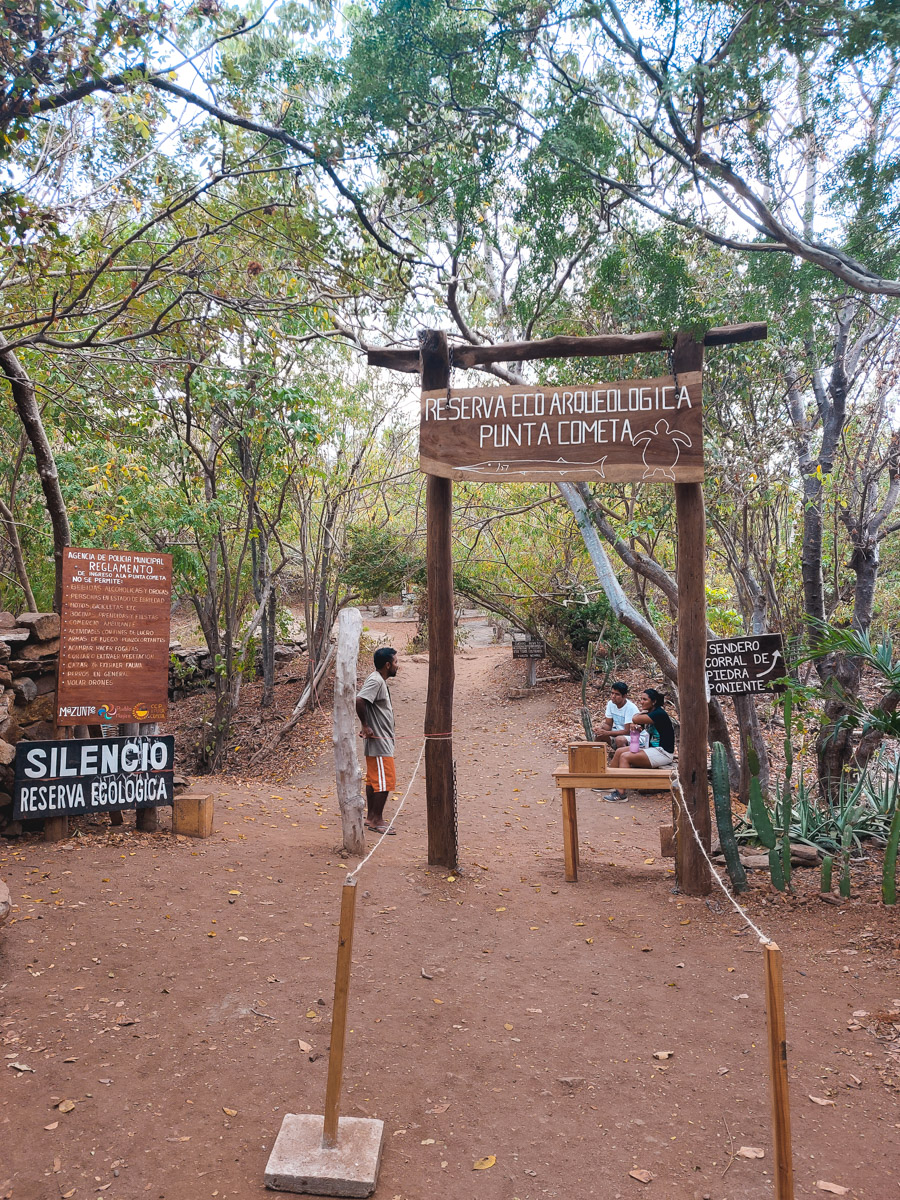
[705,635,786,697]
[13,735,175,820]
[512,635,546,660]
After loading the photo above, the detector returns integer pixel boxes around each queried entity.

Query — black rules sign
[13,735,175,820]
[706,635,786,697]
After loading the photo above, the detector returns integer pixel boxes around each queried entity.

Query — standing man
[356,647,400,835]
[594,681,638,746]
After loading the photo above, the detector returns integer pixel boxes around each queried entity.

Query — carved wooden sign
[57,547,172,726]
[420,373,703,482]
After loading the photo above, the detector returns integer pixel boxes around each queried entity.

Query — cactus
[882,803,900,905]
[746,736,785,891]
[711,742,748,893]
[780,694,793,891]
[839,825,853,899]
[821,854,833,893]
[579,640,595,742]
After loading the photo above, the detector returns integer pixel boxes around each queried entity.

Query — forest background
[1,0,899,801]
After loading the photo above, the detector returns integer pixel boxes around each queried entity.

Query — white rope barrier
[346,739,428,882]
[670,765,772,946]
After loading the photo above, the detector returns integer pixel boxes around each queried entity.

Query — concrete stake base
[265,1114,385,1197]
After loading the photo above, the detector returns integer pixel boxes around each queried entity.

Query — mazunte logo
[96,705,119,721]
[132,704,150,720]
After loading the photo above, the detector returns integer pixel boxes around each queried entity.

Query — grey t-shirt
[358,670,395,757]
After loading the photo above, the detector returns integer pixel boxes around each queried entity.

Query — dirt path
[1,644,898,1199]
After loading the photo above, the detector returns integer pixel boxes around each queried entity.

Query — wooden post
[764,941,795,1199]
[322,878,358,1148]
[43,726,69,842]
[673,332,711,896]
[333,608,365,856]
[135,721,159,832]
[419,330,457,870]
[561,787,578,882]
[526,658,538,687]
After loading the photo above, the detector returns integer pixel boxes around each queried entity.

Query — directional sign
[705,635,786,697]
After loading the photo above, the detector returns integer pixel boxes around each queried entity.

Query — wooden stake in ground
[323,879,358,1148]
[264,875,384,1194]
[419,329,457,870]
[673,332,711,896]
[333,608,365,856]
[764,941,795,1199]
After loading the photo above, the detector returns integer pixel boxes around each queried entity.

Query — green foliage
[539,587,634,662]
[884,804,900,905]
[711,741,748,894]
[801,623,900,741]
[341,525,420,602]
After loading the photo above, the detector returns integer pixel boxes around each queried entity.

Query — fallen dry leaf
[473,1155,496,1170]
[421,1138,435,1145]
[223,1107,237,1117]
[816,1184,849,1196]
[809,1095,836,1106]
[7,1062,33,1072]
[297,1041,312,1053]
[62,1190,75,1198]
[57,1100,76,1113]
[652,1051,674,1060]
[736,1146,765,1159]
[629,1168,653,1184]
[427,1103,450,1114]
[44,1122,59,1131]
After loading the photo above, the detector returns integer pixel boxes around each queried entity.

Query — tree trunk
[0,496,37,610]
[333,608,366,856]
[261,588,276,708]
[0,335,71,611]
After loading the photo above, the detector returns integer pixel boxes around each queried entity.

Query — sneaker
[604,789,629,803]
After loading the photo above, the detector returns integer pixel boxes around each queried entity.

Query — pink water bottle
[629,726,640,753]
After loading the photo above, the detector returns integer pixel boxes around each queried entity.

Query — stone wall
[0,611,60,829]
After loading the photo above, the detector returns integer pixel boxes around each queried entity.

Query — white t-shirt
[605,698,638,731]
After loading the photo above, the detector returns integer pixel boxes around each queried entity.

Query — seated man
[605,688,676,803]
[594,681,638,746]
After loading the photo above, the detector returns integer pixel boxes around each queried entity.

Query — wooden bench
[553,743,673,882]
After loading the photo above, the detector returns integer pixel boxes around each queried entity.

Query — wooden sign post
[369,322,767,891]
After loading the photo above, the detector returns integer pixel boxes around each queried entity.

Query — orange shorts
[365,756,396,793]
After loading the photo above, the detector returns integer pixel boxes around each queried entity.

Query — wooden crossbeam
[367,321,767,373]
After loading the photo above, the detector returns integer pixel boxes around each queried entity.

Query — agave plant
[735,754,900,856]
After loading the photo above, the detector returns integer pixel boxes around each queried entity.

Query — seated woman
[604,688,675,803]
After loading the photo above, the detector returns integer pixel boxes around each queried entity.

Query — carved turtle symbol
[632,420,693,481]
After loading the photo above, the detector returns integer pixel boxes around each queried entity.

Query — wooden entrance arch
[369,322,767,896]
